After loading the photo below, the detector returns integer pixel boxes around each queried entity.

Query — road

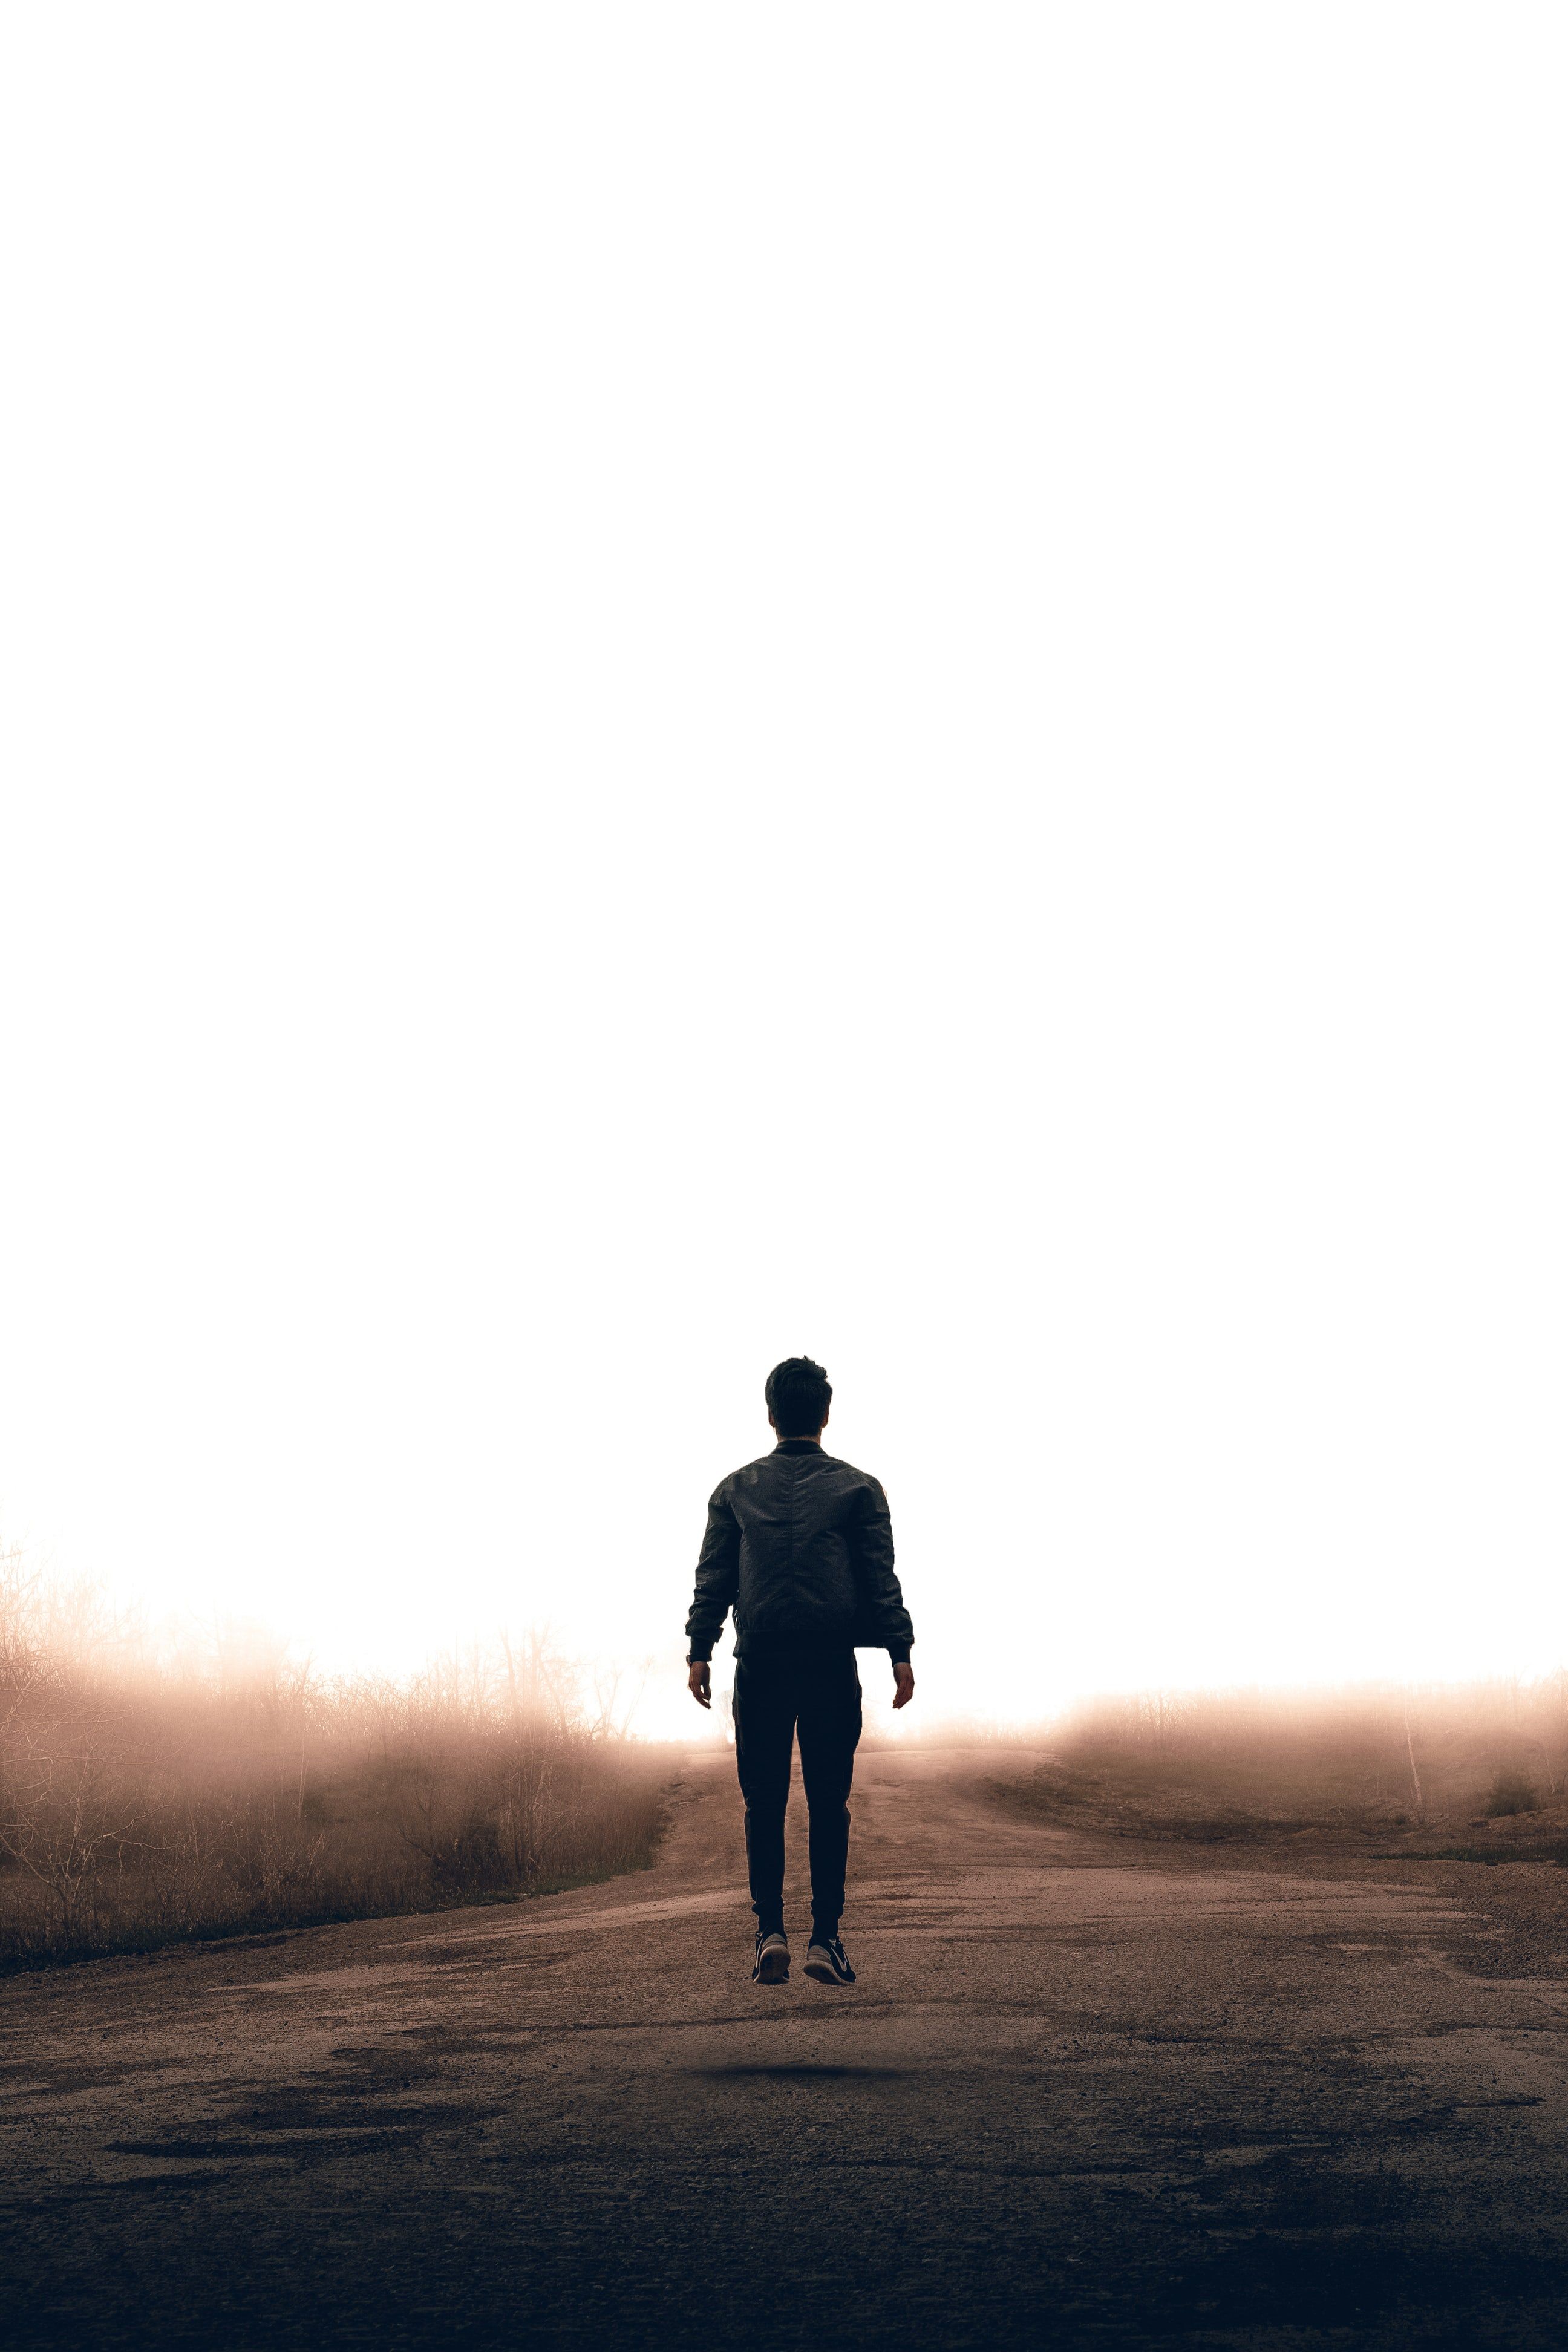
[3,1745,1567,2349]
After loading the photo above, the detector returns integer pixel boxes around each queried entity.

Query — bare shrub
[1483,1769,1538,1818]
[0,1720,139,1935]
[999,1677,1568,1845]
[0,1553,670,1971]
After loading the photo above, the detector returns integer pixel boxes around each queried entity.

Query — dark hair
[765,1356,832,1437]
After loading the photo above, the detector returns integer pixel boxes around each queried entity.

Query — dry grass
[996,1678,1568,1859]
[0,1546,671,1971]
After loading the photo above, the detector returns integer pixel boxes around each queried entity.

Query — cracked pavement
[2,1745,1566,2348]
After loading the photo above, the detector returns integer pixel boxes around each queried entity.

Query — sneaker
[752,1929,789,1985]
[804,1933,856,1986]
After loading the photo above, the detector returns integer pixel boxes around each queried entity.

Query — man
[685,1357,915,1987]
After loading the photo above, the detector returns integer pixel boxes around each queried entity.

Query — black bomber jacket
[684,1439,914,1664]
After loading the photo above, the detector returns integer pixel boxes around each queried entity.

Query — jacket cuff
[887,1644,912,1666]
[687,1644,713,1664]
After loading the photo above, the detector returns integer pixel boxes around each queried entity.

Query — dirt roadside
[2,1744,1566,2350]
[978,1754,1568,1983]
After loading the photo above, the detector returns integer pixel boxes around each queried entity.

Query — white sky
[2,7,1565,1739]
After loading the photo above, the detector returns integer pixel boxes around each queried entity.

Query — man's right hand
[687,1661,711,1710]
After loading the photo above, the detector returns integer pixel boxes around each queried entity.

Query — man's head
[765,1356,832,1440]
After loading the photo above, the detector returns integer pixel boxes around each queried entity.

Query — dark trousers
[732,1647,863,1937]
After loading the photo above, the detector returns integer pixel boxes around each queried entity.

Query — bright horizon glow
[2,7,1566,1738]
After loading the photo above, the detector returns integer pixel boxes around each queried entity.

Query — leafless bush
[0,1720,139,1935]
[1483,1769,1539,1818]
[1001,1677,1568,1845]
[0,1553,670,1971]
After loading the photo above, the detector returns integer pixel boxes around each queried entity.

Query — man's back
[686,1438,913,1661]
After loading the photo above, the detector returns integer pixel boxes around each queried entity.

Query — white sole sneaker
[753,1936,789,1985]
[804,1942,855,1985]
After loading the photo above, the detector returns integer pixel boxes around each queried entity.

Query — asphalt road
[3,1745,1567,2350]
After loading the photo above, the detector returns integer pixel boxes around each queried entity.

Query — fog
[2,8,1565,1737]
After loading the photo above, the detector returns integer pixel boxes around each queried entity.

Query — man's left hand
[892,1662,915,1710]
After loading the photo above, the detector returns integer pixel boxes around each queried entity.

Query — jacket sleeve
[684,1483,740,1661]
[851,1477,914,1662]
